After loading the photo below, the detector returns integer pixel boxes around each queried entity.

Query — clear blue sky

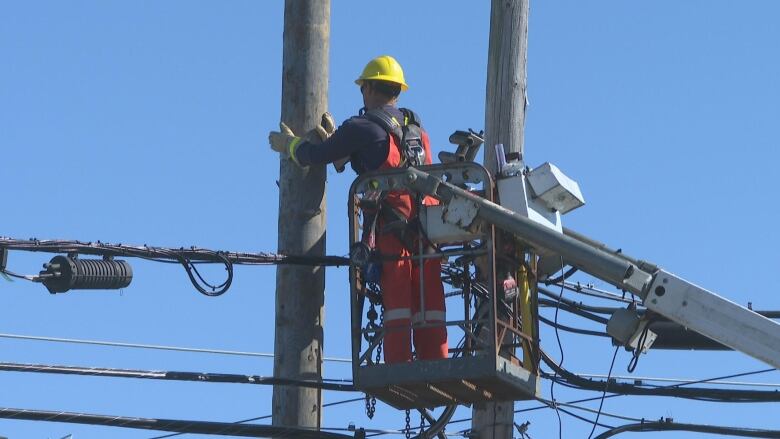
[2,1,780,438]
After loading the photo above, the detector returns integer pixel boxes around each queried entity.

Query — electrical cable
[544,371,780,403]
[0,237,349,266]
[538,287,617,315]
[541,350,780,402]
[148,397,367,439]
[535,398,643,424]
[575,373,780,389]
[587,346,620,439]
[0,361,356,391]
[446,393,638,427]
[446,366,778,434]
[542,266,578,286]
[537,399,614,430]
[592,421,780,438]
[0,332,352,362]
[179,252,233,296]
[559,281,635,304]
[441,362,777,434]
[489,368,775,430]
[659,368,778,389]
[0,267,35,281]
[538,315,610,338]
[626,323,651,373]
[412,405,455,439]
[0,237,350,296]
[551,257,566,439]
[0,407,355,438]
[538,298,609,324]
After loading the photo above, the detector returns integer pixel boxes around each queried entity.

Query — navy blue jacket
[293,105,406,174]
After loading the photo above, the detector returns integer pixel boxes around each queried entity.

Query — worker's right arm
[293,117,386,169]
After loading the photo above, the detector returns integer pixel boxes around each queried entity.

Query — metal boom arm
[402,167,780,369]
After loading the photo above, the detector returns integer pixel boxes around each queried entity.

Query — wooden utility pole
[473,0,529,438]
[273,0,330,430]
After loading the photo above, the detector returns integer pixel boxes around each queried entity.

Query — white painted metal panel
[423,204,481,244]
[645,269,780,369]
[526,162,585,214]
[497,174,562,234]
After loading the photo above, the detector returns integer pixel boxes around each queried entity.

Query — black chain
[365,393,376,419]
[375,305,384,364]
[364,301,378,344]
[364,283,382,420]
[420,411,426,437]
[405,409,411,439]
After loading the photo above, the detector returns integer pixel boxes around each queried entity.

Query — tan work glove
[309,112,350,172]
[312,112,336,142]
[268,122,302,164]
[268,112,336,167]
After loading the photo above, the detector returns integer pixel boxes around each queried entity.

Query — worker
[268,55,448,364]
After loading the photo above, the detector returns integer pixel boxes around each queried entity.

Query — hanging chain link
[404,409,412,439]
[419,410,426,437]
[364,393,376,419]
[365,301,378,342]
[375,304,384,364]
[364,283,382,420]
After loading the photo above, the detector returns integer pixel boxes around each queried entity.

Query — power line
[446,367,780,428]
[587,346,620,439]
[0,237,350,267]
[0,407,355,438]
[0,361,355,391]
[0,237,349,296]
[537,400,614,430]
[148,397,367,439]
[542,350,780,402]
[538,398,643,424]
[593,420,780,438]
[551,258,567,439]
[538,315,610,338]
[575,373,780,389]
[0,332,352,363]
[558,281,635,304]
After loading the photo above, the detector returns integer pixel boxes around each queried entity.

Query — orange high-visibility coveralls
[376,129,448,363]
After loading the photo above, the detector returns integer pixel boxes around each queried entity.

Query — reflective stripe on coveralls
[379,232,448,363]
[412,311,446,325]
[383,308,412,321]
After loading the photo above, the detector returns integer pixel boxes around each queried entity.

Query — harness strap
[363,108,404,141]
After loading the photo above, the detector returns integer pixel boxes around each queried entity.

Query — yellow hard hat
[355,55,409,91]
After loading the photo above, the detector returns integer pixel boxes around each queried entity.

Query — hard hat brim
[355,76,409,91]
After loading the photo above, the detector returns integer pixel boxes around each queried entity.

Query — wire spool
[39,255,132,294]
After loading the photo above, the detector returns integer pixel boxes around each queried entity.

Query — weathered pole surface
[273,0,330,430]
[473,0,529,438]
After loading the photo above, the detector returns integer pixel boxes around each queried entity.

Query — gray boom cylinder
[404,167,648,294]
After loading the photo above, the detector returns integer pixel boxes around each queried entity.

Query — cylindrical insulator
[40,255,133,294]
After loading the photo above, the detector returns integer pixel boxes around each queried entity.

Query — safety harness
[363,107,426,168]
[359,108,425,249]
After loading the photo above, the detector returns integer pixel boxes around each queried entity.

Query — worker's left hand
[268,122,300,158]
[302,112,336,144]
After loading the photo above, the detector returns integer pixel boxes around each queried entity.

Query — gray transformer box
[526,162,585,215]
